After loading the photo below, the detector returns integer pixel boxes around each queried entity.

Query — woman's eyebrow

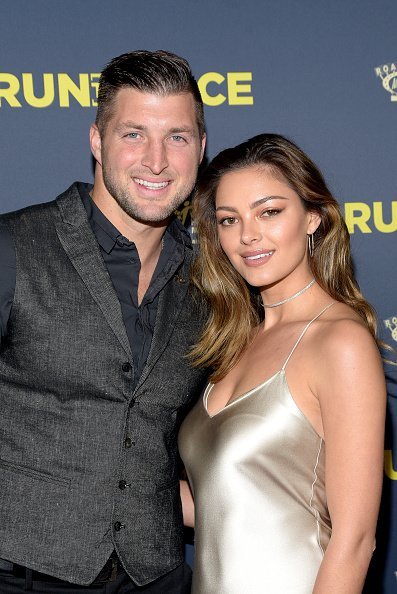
[216,196,288,212]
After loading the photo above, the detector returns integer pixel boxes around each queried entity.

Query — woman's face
[215,165,320,290]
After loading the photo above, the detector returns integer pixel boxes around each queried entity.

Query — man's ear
[90,124,102,166]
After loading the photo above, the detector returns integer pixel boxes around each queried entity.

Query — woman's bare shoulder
[313,300,373,340]
[308,301,382,377]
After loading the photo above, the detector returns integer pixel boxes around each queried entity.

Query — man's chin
[124,206,175,226]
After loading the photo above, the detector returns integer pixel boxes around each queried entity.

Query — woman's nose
[240,220,262,245]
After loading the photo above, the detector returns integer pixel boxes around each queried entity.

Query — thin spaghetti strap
[281,302,335,371]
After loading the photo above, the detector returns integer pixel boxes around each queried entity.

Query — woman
[178,134,386,593]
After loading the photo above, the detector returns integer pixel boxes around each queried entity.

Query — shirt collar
[77,183,122,254]
[75,181,192,254]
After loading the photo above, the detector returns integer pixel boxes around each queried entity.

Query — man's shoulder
[0,219,16,267]
[0,182,88,226]
[0,199,57,223]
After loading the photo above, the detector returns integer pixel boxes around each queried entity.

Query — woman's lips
[241,249,274,266]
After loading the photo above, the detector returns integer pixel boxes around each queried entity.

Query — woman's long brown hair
[190,134,381,382]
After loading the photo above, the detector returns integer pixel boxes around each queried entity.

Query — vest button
[114,521,124,531]
[124,437,134,448]
[122,362,132,372]
[118,480,128,490]
[129,398,136,408]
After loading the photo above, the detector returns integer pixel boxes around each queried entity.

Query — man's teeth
[245,251,273,260]
[134,178,169,189]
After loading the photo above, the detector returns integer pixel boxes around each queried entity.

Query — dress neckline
[203,370,282,419]
[203,302,335,419]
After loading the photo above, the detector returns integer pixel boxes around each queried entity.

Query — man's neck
[90,186,168,266]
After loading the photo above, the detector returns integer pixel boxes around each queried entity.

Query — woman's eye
[219,217,237,226]
[261,209,281,217]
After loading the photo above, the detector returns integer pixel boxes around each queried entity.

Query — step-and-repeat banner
[1,1,396,591]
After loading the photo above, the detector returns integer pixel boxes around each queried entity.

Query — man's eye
[125,132,140,139]
[171,135,186,142]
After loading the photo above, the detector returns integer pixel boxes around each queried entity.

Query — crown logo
[375,62,397,101]
[384,316,397,342]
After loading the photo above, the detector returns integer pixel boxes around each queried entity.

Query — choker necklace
[262,279,315,308]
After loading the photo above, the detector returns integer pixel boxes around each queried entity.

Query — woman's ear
[307,211,321,235]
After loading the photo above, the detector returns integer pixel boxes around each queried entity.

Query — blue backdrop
[1,1,396,590]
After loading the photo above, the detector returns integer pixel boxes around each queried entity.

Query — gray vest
[0,185,208,586]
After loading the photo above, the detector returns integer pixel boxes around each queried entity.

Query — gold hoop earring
[308,233,314,257]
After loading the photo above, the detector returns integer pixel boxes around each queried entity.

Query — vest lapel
[55,187,132,358]
[135,251,192,393]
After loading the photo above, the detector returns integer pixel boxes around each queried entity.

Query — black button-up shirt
[0,182,189,385]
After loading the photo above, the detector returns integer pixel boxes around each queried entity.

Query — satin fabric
[179,307,333,594]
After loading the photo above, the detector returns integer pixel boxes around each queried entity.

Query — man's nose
[141,140,168,175]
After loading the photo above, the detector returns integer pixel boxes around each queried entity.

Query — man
[0,50,207,593]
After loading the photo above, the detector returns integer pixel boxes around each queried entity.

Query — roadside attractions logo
[384,316,397,343]
[0,71,254,108]
[374,61,397,101]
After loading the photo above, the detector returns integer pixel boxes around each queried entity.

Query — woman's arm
[180,479,195,528]
[311,320,386,594]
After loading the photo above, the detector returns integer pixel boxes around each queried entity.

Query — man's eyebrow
[216,196,288,212]
[115,121,146,132]
[114,122,196,135]
[167,126,196,135]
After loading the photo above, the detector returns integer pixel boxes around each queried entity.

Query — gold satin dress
[179,306,333,594]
